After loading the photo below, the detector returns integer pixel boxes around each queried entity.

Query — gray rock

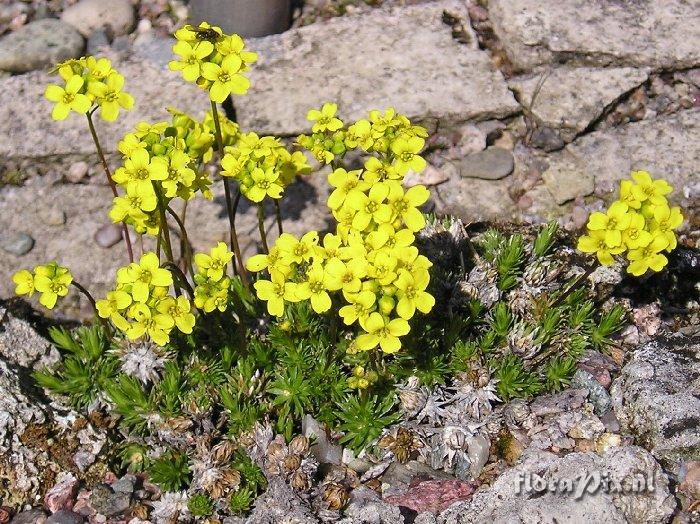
[0,19,84,73]
[489,0,700,72]
[61,0,135,38]
[0,54,211,177]
[571,370,612,416]
[246,477,318,523]
[458,147,514,180]
[39,209,67,227]
[89,484,131,517]
[11,509,48,524]
[111,474,137,493]
[66,162,89,184]
[438,446,676,523]
[238,1,519,135]
[45,511,83,524]
[189,0,291,38]
[0,231,34,255]
[434,176,516,223]
[93,223,122,249]
[339,487,404,524]
[86,29,111,55]
[303,414,343,465]
[510,67,649,142]
[544,108,700,208]
[611,334,700,475]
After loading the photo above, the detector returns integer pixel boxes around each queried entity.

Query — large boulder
[611,334,700,475]
[236,0,520,136]
[489,0,700,72]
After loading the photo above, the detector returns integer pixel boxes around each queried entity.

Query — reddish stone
[45,474,78,513]
[384,479,477,514]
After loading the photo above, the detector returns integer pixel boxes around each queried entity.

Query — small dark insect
[185,24,221,42]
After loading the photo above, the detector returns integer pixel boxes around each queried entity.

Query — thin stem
[257,204,269,254]
[166,205,194,277]
[86,111,134,263]
[274,199,283,236]
[70,281,109,331]
[551,264,596,308]
[161,262,196,300]
[210,100,250,290]
[152,183,175,265]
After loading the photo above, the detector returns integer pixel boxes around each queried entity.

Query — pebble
[89,484,131,517]
[600,411,621,433]
[44,473,78,513]
[61,0,136,38]
[459,147,515,180]
[0,19,84,73]
[571,370,612,416]
[529,126,566,152]
[111,474,137,494]
[0,231,34,255]
[571,205,589,230]
[86,29,111,55]
[40,209,67,226]
[94,224,122,248]
[403,164,453,187]
[10,509,47,524]
[303,414,342,465]
[66,162,89,184]
[45,511,83,524]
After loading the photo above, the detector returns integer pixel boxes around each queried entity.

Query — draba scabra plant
[11,21,686,517]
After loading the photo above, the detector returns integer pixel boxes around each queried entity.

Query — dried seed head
[211,440,237,465]
[290,470,312,491]
[322,482,349,511]
[266,441,287,463]
[283,453,302,473]
[288,435,310,456]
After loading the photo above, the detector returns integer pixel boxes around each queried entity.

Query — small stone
[571,370,612,416]
[0,19,84,73]
[679,461,700,502]
[384,479,477,514]
[571,205,589,230]
[577,351,618,390]
[467,435,490,479]
[66,162,89,183]
[0,231,34,255]
[542,160,595,204]
[302,414,342,465]
[94,224,122,248]
[45,473,78,513]
[45,511,83,524]
[459,147,514,180]
[10,509,47,524]
[403,164,452,187]
[476,120,506,144]
[111,474,137,494]
[529,126,565,152]
[86,29,111,55]
[61,0,136,38]
[594,432,622,454]
[600,411,621,434]
[89,484,131,517]
[40,209,67,226]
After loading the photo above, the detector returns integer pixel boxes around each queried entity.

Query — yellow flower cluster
[246,105,435,354]
[12,262,73,309]
[110,109,239,235]
[220,132,311,203]
[578,171,683,276]
[193,242,234,313]
[297,104,428,166]
[95,252,194,346]
[169,22,257,103]
[45,56,134,121]
[347,365,377,390]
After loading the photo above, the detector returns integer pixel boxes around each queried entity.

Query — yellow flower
[126,303,174,346]
[355,312,410,354]
[194,275,230,313]
[96,290,132,331]
[195,242,233,281]
[277,232,319,266]
[201,54,250,102]
[109,183,158,223]
[577,230,625,265]
[169,40,214,81]
[157,295,195,334]
[618,180,642,210]
[621,212,652,249]
[630,171,672,205]
[368,250,398,286]
[390,136,426,175]
[122,252,173,303]
[384,183,430,232]
[254,270,297,317]
[339,290,376,326]
[246,167,283,202]
[113,149,168,194]
[651,205,683,251]
[586,201,631,247]
[33,263,73,309]
[162,150,196,198]
[394,270,434,320]
[327,168,368,210]
[88,73,134,122]
[12,269,35,297]
[347,183,390,231]
[45,76,91,121]
[295,263,334,313]
[363,157,398,183]
[325,258,366,294]
[215,34,258,67]
[345,119,373,150]
[307,103,343,133]
[627,235,669,276]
